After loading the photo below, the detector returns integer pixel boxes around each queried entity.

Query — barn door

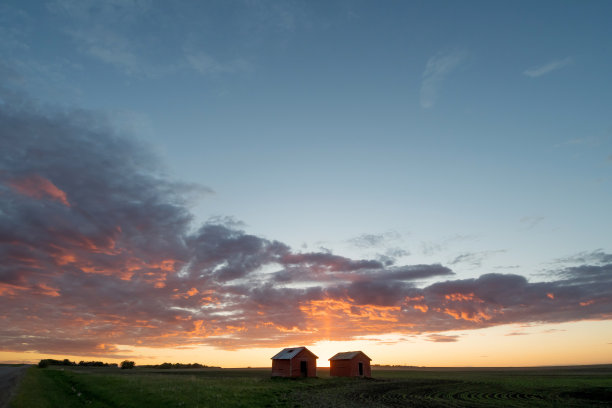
[300,360,307,377]
[358,362,363,376]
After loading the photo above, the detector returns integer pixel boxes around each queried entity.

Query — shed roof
[271,347,318,360]
[329,351,371,361]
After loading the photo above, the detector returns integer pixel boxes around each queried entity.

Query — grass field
[9,365,612,407]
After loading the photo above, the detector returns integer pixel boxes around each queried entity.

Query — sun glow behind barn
[1,1,612,369]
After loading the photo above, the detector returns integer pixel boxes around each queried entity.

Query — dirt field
[0,366,28,408]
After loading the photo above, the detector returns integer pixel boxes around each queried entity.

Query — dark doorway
[358,362,363,376]
[300,361,307,377]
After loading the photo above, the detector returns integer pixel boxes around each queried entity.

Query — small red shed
[329,351,372,378]
[271,346,318,378]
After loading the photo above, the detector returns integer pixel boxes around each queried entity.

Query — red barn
[271,347,318,378]
[329,351,371,378]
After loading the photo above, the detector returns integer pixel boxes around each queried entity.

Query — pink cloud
[9,174,71,207]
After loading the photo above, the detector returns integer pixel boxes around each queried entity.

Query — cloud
[554,249,612,267]
[419,48,467,108]
[1,94,612,357]
[426,334,459,343]
[505,331,528,336]
[449,250,506,268]
[348,231,401,248]
[47,0,167,77]
[45,0,251,79]
[348,231,409,265]
[8,174,71,207]
[523,57,572,78]
[519,216,545,230]
[420,234,476,256]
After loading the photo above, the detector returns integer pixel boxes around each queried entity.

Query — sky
[1,0,611,368]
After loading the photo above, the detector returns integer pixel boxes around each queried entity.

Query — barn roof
[329,351,371,361]
[271,347,318,360]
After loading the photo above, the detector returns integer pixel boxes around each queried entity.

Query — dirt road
[0,366,28,408]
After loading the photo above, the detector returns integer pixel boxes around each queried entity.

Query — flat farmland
[9,365,612,407]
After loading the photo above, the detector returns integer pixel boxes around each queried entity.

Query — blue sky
[1,0,611,365]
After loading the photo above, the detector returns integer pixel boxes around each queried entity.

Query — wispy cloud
[554,249,612,266]
[419,48,467,108]
[426,334,459,343]
[421,234,477,256]
[448,250,506,268]
[523,57,572,78]
[348,231,409,265]
[348,231,401,248]
[48,0,173,78]
[48,0,252,79]
[506,331,529,336]
[519,216,545,230]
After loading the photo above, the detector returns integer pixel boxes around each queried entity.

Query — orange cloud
[54,252,77,266]
[79,265,134,281]
[0,283,29,297]
[37,283,61,297]
[445,292,482,302]
[413,304,429,313]
[441,307,492,323]
[95,343,119,352]
[9,174,71,207]
[172,287,201,299]
[73,255,181,283]
[274,325,317,334]
[300,298,400,323]
[80,236,121,255]
[297,297,404,341]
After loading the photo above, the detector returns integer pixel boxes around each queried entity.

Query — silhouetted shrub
[37,358,76,367]
[78,360,114,367]
[120,360,135,369]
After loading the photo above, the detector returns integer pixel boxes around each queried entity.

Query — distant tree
[120,360,135,369]
[38,358,78,367]
[78,360,109,367]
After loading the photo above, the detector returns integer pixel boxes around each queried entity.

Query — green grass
[9,367,315,408]
[9,365,612,407]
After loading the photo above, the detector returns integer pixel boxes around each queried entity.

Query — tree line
[37,358,217,369]
[37,358,132,369]
[139,362,219,369]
